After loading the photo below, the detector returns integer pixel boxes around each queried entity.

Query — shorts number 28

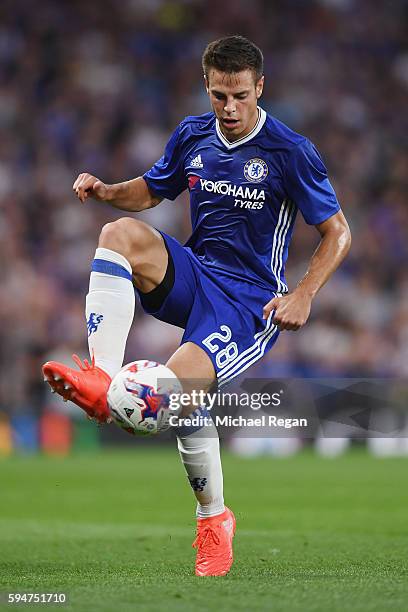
[202,325,238,369]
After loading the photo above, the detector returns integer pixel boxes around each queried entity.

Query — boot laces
[72,353,95,371]
[71,354,112,424]
[192,525,221,550]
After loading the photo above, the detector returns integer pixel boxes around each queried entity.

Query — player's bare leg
[43,219,168,421]
[167,342,236,576]
[98,217,168,293]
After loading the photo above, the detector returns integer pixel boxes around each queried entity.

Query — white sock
[176,409,225,518]
[85,247,135,378]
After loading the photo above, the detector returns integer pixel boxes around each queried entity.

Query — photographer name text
[170,415,308,429]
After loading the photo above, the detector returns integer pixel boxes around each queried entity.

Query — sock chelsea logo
[87,313,104,336]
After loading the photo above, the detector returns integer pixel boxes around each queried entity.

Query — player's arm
[263,210,351,330]
[73,173,162,211]
[73,123,186,209]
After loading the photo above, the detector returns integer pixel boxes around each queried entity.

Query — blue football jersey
[143,108,340,293]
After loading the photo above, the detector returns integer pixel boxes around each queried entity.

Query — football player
[43,36,351,576]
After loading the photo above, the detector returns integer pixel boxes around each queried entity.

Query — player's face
[205,69,264,141]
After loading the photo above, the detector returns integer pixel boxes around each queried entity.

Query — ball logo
[244,158,268,183]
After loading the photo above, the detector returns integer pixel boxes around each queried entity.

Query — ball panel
[107,361,182,436]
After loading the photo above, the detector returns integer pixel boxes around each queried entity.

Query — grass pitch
[1,446,407,611]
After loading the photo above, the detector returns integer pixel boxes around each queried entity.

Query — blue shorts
[137,232,280,388]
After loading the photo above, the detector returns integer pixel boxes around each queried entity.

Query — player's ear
[255,76,264,99]
[204,74,210,94]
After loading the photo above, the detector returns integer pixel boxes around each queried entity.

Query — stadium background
[0,0,407,451]
[1,2,408,610]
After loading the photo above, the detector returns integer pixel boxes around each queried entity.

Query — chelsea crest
[244,158,268,183]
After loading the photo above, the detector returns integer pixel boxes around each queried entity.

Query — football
[107,360,183,435]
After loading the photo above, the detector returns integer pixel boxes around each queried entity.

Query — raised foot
[42,354,112,423]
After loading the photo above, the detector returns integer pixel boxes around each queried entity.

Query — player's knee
[98,218,150,264]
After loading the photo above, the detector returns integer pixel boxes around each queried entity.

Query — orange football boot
[193,506,236,576]
[42,354,112,423]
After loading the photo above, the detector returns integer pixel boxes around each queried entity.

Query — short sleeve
[143,124,187,201]
[283,139,340,225]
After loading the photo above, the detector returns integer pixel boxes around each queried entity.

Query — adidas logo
[190,154,204,168]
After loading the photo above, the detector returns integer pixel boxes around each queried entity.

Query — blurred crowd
[0,0,407,414]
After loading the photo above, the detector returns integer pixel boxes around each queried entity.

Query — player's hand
[263,289,312,331]
[73,173,110,203]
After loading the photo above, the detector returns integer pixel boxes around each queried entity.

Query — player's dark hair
[202,35,264,82]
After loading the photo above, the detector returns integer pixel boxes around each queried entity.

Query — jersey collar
[215,106,266,149]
